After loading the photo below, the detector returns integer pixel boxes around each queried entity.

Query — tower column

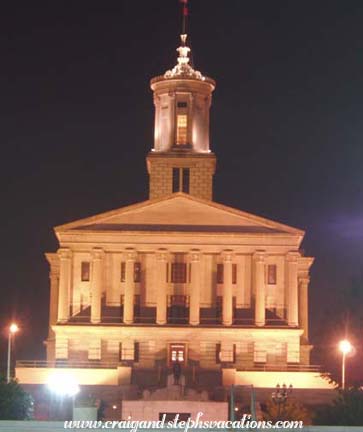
[57,248,72,323]
[156,249,169,325]
[299,277,309,338]
[286,252,299,327]
[254,251,266,327]
[90,248,104,324]
[123,249,137,325]
[222,250,233,326]
[189,249,201,325]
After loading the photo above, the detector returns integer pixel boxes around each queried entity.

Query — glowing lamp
[47,372,80,397]
[339,340,352,355]
[9,323,19,334]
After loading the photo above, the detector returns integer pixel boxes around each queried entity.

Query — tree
[262,398,311,424]
[0,377,34,420]
[314,387,363,425]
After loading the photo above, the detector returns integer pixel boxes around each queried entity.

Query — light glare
[47,372,80,397]
[339,339,352,354]
[9,323,19,334]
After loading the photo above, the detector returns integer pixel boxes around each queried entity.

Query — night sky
[1,1,363,380]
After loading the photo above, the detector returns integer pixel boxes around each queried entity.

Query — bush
[0,377,34,420]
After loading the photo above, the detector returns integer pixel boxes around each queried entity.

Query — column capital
[57,248,72,260]
[253,251,266,263]
[189,249,201,262]
[124,248,137,262]
[221,250,234,262]
[92,248,104,261]
[286,251,300,262]
[156,248,169,262]
[299,276,310,285]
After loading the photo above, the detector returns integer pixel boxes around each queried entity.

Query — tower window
[267,264,277,285]
[216,264,237,284]
[134,262,141,283]
[121,261,141,283]
[182,168,189,193]
[172,168,190,193]
[172,168,179,193]
[217,264,223,284]
[81,262,90,282]
[121,262,126,282]
[171,263,187,283]
[232,264,237,285]
[176,114,187,145]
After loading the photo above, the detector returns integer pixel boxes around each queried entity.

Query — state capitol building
[16,17,332,420]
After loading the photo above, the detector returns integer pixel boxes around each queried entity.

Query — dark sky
[1,1,363,379]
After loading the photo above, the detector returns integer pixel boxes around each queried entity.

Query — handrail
[16,358,321,373]
[238,364,321,372]
[16,360,120,369]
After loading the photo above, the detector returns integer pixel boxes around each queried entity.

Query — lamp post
[7,323,19,383]
[339,339,352,390]
[271,384,293,420]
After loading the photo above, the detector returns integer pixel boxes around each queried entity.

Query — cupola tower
[147,30,216,200]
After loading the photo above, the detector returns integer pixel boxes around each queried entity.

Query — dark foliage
[314,387,363,425]
[0,377,33,420]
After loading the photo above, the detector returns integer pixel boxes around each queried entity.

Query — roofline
[54,192,305,237]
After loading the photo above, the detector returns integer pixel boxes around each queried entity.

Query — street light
[339,339,352,390]
[271,384,293,420]
[7,323,19,383]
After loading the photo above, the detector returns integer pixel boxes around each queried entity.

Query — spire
[180,0,188,35]
[164,1,205,81]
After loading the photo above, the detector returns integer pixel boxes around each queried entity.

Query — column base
[255,321,265,327]
[222,320,232,326]
[189,320,200,326]
[288,322,299,327]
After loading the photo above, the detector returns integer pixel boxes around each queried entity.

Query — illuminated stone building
[17,28,332,418]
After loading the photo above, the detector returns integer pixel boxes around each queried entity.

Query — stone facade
[147,153,216,201]
[34,193,317,384]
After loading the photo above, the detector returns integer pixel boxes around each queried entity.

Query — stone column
[156,249,168,325]
[286,252,299,327]
[222,250,233,326]
[254,251,266,327]
[46,254,59,362]
[47,254,60,327]
[91,248,104,324]
[123,249,137,324]
[57,248,72,323]
[189,249,201,325]
[299,277,309,338]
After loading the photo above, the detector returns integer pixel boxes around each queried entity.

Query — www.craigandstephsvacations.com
[64,412,304,430]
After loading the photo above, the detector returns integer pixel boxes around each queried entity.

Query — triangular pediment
[55,193,303,236]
